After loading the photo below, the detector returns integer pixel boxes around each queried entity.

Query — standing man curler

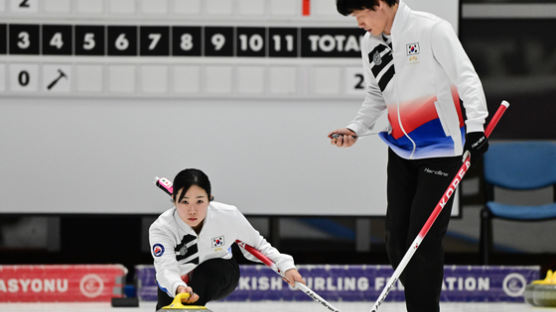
[328,1,489,311]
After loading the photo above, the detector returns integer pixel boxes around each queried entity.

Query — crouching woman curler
[149,168,305,310]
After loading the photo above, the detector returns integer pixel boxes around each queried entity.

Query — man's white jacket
[347,0,488,159]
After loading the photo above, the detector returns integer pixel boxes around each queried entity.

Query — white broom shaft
[370,236,422,312]
[237,240,341,312]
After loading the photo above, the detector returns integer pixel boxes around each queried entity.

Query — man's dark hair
[337,0,398,16]
[173,168,212,203]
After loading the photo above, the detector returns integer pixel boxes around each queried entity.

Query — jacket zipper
[391,43,416,159]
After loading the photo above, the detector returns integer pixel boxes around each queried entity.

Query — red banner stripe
[0,265,127,302]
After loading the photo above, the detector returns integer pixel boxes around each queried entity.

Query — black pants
[156,257,240,311]
[385,148,461,312]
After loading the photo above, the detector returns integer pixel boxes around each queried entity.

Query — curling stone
[524,269,556,307]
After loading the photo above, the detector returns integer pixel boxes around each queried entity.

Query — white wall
[0,0,460,215]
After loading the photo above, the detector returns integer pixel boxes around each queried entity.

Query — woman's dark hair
[337,0,398,16]
[172,168,212,202]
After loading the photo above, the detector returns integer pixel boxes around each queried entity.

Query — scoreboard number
[17,31,30,49]
[237,27,265,57]
[172,26,201,56]
[43,25,72,55]
[108,26,137,56]
[269,28,298,57]
[18,70,29,86]
[75,26,105,55]
[180,34,193,51]
[9,64,38,92]
[49,33,63,49]
[140,26,169,56]
[345,67,366,95]
[115,33,129,50]
[10,24,39,54]
[204,27,233,56]
[11,0,37,13]
[238,34,263,52]
[147,33,161,50]
[211,34,226,51]
[83,33,95,50]
[272,34,294,52]
[354,73,364,90]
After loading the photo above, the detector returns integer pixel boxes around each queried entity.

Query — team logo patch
[372,51,382,65]
[153,243,165,257]
[212,236,225,248]
[406,42,420,55]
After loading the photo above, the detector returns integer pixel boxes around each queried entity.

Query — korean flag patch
[406,42,420,55]
[212,236,225,248]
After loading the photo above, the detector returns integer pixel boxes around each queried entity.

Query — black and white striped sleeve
[149,223,187,297]
[347,34,387,136]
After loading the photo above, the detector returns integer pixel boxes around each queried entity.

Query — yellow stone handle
[162,292,207,310]
[533,270,556,285]
[169,292,191,308]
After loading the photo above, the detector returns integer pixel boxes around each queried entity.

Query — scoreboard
[0,0,460,216]
[1,23,365,95]
[0,0,367,98]
[2,24,363,57]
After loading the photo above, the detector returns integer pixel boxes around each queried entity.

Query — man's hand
[283,268,306,287]
[176,285,200,303]
[328,128,357,147]
[464,131,488,158]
